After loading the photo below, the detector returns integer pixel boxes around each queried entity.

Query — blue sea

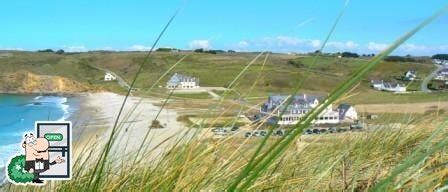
[0,94,79,169]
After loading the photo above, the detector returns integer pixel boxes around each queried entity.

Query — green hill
[0,51,444,103]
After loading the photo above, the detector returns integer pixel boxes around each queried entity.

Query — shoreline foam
[0,94,79,185]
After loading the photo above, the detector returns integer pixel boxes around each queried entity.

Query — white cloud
[259,36,321,50]
[237,41,249,48]
[399,44,428,53]
[396,43,448,56]
[295,18,315,29]
[274,36,302,46]
[362,42,448,56]
[367,42,389,52]
[364,42,448,55]
[189,40,211,50]
[327,41,358,50]
[0,47,24,51]
[310,40,321,49]
[96,46,114,51]
[129,44,153,51]
[232,36,448,55]
[64,45,87,52]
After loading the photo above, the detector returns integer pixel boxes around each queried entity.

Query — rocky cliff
[0,71,97,93]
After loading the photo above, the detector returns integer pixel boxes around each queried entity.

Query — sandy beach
[0,92,188,184]
[71,92,189,162]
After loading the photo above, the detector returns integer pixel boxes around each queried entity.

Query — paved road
[107,70,131,90]
[421,65,446,92]
[172,87,229,100]
[206,90,221,100]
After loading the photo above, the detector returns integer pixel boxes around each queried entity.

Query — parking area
[210,123,365,138]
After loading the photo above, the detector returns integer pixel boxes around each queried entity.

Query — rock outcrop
[0,71,95,93]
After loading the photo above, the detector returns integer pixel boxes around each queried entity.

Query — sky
[0,0,447,55]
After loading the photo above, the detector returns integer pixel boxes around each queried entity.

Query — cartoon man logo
[23,133,65,184]
[6,133,65,185]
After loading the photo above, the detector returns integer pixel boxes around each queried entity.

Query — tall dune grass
[2,2,448,192]
[2,115,447,191]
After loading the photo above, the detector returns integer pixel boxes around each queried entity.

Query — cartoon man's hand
[55,156,65,164]
[29,168,34,173]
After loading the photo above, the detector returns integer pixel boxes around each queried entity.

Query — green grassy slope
[0,51,441,103]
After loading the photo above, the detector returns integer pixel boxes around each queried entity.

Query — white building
[338,104,358,123]
[433,59,448,66]
[104,72,117,81]
[371,80,406,93]
[166,73,200,89]
[435,69,448,81]
[404,70,417,81]
[260,94,357,125]
[313,105,341,124]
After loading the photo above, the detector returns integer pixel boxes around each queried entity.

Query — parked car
[253,131,260,137]
[350,122,363,130]
[212,127,224,132]
[312,129,321,134]
[275,129,285,136]
[337,128,348,133]
[329,127,337,133]
[231,126,239,132]
[260,130,267,136]
[214,129,229,136]
[304,129,313,135]
[245,132,252,138]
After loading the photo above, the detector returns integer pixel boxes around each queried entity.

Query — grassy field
[1,48,448,192]
[2,114,446,191]
[0,51,441,104]
[2,5,448,191]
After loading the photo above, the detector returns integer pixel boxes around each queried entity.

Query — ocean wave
[58,102,71,121]
[33,95,43,100]
[26,96,68,107]
[28,96,74,121]
[32,96,67,104]
[0,95,76,165]
[0,142,22,168]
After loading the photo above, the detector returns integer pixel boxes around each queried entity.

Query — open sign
[44,133,63,141]
[36,121,72,180]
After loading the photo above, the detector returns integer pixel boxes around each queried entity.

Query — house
[404,70,417,81]
[314,106,341,124]
[104,72,117,81]
[371,80,384,90]
[338,104,358,123]
[166,73,200,89]
[433,59,448,66]
[435,69,448,81]
[260,94,357,125]
[371,80,406,93]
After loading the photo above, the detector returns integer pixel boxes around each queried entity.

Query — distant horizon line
[0,49,446,57]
